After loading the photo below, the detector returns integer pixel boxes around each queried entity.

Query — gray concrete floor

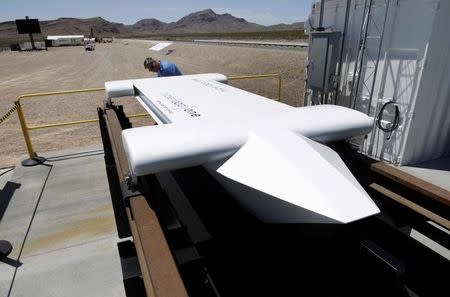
[0,147,126,297]
[399,157,450,191]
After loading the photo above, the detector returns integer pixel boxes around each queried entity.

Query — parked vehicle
[85,43,95,51]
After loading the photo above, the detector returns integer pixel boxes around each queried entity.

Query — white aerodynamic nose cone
[216,129,380,224]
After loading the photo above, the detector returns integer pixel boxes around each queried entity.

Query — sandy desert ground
[0,39,307,167]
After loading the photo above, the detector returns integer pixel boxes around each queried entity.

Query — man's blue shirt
[157,60,182,77]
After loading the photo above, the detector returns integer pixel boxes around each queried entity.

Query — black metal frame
[97,106,131,238]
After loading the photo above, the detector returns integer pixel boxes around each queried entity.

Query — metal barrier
[12,73,282,165]
[14,87,149,165]
[228,73,282,101]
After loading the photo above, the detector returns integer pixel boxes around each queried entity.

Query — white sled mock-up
[105,73,380,224]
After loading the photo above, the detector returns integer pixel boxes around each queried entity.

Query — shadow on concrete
[0,256,23,268]
[45,149,104,162]
[6,165,52,297]
[0,182,21,222]
[0,167,15,178]
[408,157,450,171]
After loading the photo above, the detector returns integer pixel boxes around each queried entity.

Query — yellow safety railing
[228,73,282,101]
[14,87,149,161]
[12,73,282,162]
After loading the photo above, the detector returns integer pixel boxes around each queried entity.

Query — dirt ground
[0,39,307,167]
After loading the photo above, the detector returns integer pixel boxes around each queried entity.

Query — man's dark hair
[144,57,156,69]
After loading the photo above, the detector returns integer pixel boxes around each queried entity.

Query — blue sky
[0,0,315,25]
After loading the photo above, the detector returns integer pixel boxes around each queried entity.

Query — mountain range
[0,9,303,38]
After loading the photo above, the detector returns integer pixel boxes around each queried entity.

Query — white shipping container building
[305,0,450,166]
[47,35,84,46]
[21,41,46,50]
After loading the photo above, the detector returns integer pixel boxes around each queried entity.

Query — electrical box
[307,31,341,93]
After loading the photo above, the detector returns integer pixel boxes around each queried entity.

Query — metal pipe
[15,101,36,159]
[335,0,352,105]
[28,113,150,130]
[350,0,372,109]
[28,118,100,130]
[128,113,151,119]
[17,87,105,101]
[366,0,391,117]
[228,73,282,101]
[278,76,282,101]
[227,73,280,80]
[319,0,325,28]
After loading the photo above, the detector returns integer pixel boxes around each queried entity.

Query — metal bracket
[104,98,114,109]
[120,173,141,208]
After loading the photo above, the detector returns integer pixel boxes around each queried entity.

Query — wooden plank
[105,108,188,297]
[126,208,156,297]
[371,162,450,207]
[369,183,450,230]
[130,196,188,297]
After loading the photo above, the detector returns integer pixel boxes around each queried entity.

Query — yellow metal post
[278,75,282,102]
[14,101,37,160]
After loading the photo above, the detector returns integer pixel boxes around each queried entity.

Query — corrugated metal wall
[358,0,436,165]
[402,0,450,164]
[308,0,447,165]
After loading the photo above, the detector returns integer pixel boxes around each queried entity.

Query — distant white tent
[47,35,84,46]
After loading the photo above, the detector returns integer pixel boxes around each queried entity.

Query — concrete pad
[0,147,126,297]
[0,167,15,189]
[9,236,125,297]
[399,157,450,191]
[0,166,16,225]
[22,151,116,258]
[0,164,51,296]
[0,164,51,258]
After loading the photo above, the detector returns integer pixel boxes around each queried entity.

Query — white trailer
[47,35,84,46]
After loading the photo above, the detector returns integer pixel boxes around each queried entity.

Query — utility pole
[26,16,36,50]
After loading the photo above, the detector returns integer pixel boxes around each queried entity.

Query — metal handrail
[16,87,106,101]
[27,113,150,130]
[14,87,149,161]
[228,73,282,101]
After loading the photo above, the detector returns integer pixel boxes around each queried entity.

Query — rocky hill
[0,9,303,38]
[162,9,265,33]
